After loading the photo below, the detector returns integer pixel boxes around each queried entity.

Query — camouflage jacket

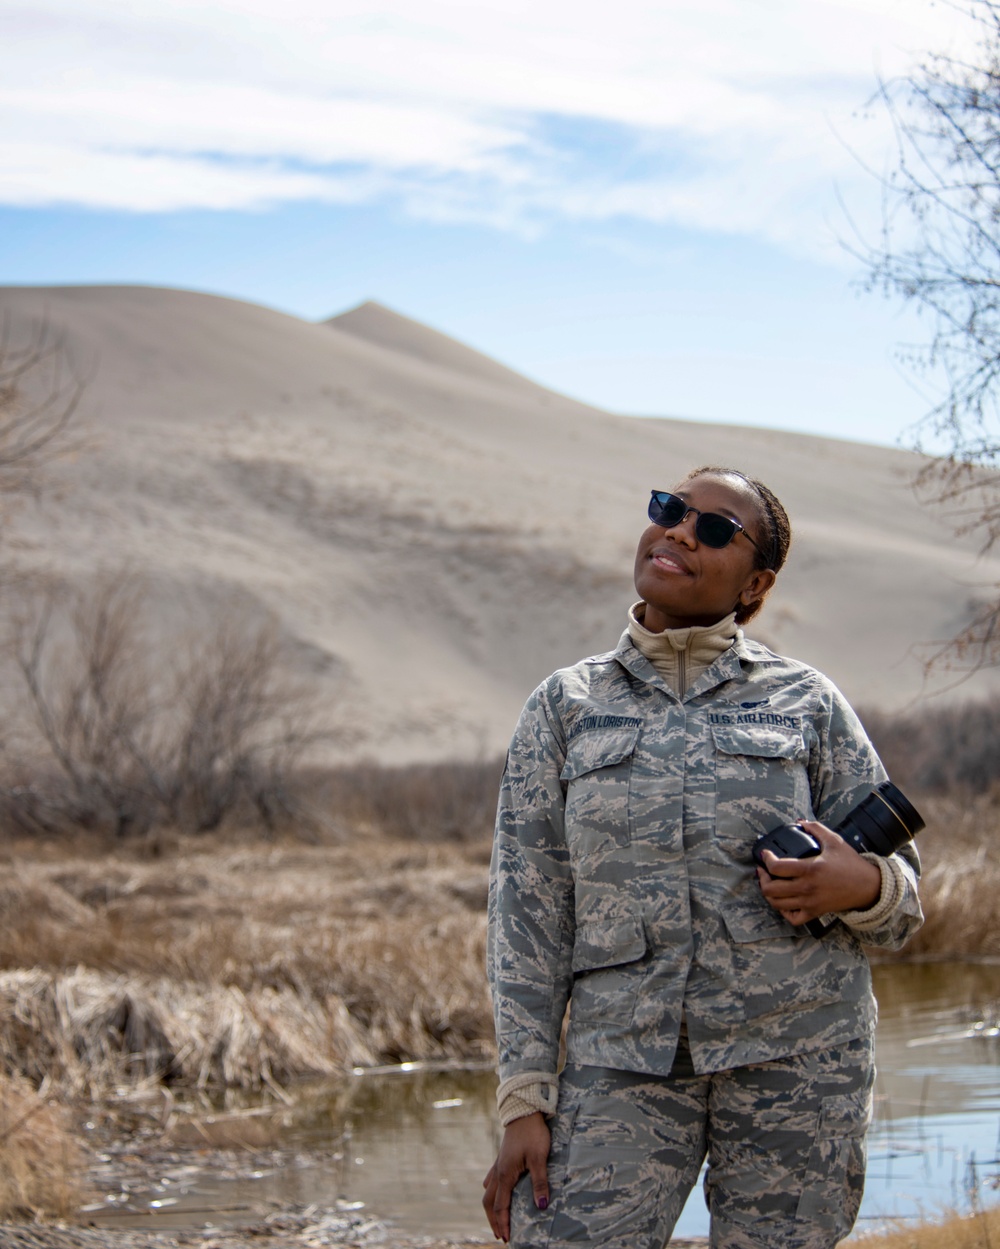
[488,630,923,1082]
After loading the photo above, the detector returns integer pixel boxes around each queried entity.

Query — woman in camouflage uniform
[483,466,922,1249]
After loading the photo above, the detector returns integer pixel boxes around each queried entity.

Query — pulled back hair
[682,466,793,623]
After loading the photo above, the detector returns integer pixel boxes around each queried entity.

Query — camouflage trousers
[510,1036,874,1249]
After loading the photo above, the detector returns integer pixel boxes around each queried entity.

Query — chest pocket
[560,726,639,851]
[711,723,809,860]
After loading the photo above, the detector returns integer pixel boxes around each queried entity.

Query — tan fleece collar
[627,602,739,696]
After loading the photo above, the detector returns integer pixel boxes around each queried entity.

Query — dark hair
[681,465,792,623]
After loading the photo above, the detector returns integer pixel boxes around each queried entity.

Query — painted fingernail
[537,1197,548,1210]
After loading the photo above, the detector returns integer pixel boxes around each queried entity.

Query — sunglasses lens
[696,514,739,548]
[648,491,745,550]
[648,491,686,527]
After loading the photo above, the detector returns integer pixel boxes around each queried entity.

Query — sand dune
[0,283,996,761]
[328,299,546,394]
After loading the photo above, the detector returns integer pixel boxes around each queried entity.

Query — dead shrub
[0,315,82,501]
[880,789,1000,961]
[0,1071,88,1220]
[0,967,367,1096]
[0,969,178,1094]
[0,575,328,840]
[326,757,503,842]
[0,833,496,1097]
[851,701,1000,962]
[861,700,1000,794]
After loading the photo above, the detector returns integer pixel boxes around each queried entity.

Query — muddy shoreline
[0,1130,708,1249]
[0,1208,491,1249]
[0,1217,708,1249]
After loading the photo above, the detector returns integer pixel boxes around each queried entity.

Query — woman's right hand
[482,1111,551,1242]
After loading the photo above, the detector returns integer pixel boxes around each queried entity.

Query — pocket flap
[711,723,805,761]
[571,912,647,973]
[560,726,639,782]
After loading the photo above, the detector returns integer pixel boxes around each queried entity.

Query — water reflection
[84,962,1000,1239]
[859,962,1000,1233]
[299,1063,501,1236]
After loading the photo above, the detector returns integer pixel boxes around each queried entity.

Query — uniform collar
[614,623,756,701]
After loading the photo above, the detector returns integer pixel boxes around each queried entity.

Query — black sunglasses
[648,490,771,564]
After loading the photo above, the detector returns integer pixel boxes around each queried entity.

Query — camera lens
[835,781,925,856]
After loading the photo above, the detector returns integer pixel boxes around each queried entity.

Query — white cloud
[0,0,977,252]
[0,141,391,212]
[5,80,526,171]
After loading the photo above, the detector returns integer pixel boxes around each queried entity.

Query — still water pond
[90,961,1000,1240]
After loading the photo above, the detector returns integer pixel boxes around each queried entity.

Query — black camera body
[751,781,925,938]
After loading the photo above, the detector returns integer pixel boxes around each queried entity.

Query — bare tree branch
[859,1,1000,669]
[0,315,83,495]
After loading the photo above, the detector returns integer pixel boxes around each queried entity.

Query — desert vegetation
[859,702,1000,961]
[1,697,997,1104]
[858,0,1000,675]
[1,679,999,1230]
[0,760,500,1098]
[0,316,81,499]
[0,761,501,1227]
[851,1209,1000,1248]
[0,575,327,841]
[0,1072,87,1221]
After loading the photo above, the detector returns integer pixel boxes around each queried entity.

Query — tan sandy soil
[0,284,996,772]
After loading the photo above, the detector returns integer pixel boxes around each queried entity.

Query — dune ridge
[0,283,996,761]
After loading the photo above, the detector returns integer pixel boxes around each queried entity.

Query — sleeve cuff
[839,853,905,931]
[497,1072,559,1125]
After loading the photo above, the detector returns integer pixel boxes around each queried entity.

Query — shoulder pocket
[560,726,639,782]
[559,726,639,850]
[710,723,805,761]
[711,723,809,852]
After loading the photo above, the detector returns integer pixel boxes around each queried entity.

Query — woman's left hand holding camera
[757,821,882,925]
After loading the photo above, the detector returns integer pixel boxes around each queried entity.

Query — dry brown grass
[324,757,503,842]
[873,788,1000,962]
[0,826,494,1098]
[858,700,1000,963]
[0,747,996,1112]
[0,1072,89,1220]
[848,1208,1000,1247]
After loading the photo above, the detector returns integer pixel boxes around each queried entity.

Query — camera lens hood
[873,781,925,838]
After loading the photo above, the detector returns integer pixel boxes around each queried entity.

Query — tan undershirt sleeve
[496,1072,559,1125]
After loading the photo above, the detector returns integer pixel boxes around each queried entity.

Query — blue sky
[0,0,975,447]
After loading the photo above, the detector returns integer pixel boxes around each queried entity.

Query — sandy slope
[0,284,996,761]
